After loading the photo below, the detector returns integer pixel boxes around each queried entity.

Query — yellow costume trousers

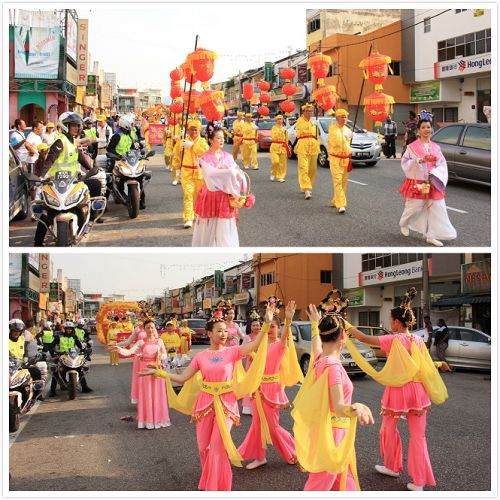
[242,141,258,168]
[270,152,287,180]
[110,351,119,365]
[297,154,318,191]
[164,140,173,167]
[233,137,243,160]
[181,169,204,222]
[329,158,349,208]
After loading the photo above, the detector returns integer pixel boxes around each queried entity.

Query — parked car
[9,145,30,222]
[222,116,238,144]
[256,119,276,151]
[290,321,378,376]
[414,326,491,370]
[431,123,490,186]
[200,116,209,138]
[287,117,381,168]
[353,325,393,359]
[186,318,209,344]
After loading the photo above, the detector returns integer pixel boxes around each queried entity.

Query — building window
[455,9,467,13]
[320,270,332,284]
[437,29,491,62]
[424,17,431,33]
[361,253,422,272]
[307,18,320,34]
[359,311,380,327]
[390,61,401,76]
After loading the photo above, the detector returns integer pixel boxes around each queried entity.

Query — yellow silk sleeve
[413,343,448,404]
[156,368,202,415]
[192,137,209,157]
[279,324,304,386]
[171,140,182,169]
[233,323,269,399]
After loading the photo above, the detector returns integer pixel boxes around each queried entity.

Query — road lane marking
[447,206,468,214]
[348,179,368,186]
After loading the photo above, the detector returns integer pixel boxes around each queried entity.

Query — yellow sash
[254,372,280,449]
[279,322,305,386]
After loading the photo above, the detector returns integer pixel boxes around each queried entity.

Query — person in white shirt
[10,119,30,164]
[42,122,58,146]
[96,114,112,155]
[25,120,44,173]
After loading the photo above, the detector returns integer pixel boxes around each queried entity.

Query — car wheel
[318,146,329,168]
[365,161,377,167]
[14,189,29,221]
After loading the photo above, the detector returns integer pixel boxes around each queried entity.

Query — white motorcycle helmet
[44,320,53,329]
[9,318,25,332]
[58,112,84,134]
[118,115,134,132]
[77,319,85,327]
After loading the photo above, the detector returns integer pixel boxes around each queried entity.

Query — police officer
[49,321,93,397]
[76,319,92,361]
[38,320,55,352]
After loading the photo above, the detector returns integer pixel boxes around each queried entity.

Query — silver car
[287,117,382,168]
[415,326,491,371]
[431,123,490,186]
[290,321,378,376]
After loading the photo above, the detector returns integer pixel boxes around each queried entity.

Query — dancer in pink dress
[300,305,373,491]
[108,320,170,429]
[346,288,438,491]
[116,324,147,404]
[139,305,275,491]
[241,311,262,415]
[238,300,300,469]
[224,306,245,347]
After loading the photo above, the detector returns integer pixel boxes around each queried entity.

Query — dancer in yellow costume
[160,321,181,362]
[179,319,192,355]
[328,109,352,214]
[107,319,120,366]
[269,115,288,182]
[162,121,176,171]
[172,117,209,228]
[232,111,245,160]
[293,103,320,199]
[241,113,259,170]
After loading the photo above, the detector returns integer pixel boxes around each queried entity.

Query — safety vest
[75,328,85,342]
[42,330,54,344]
[59,336,76,353]
[9,336,25,360]
[84,128,97,139]
[47,132,80,177]
[115,132,133,156]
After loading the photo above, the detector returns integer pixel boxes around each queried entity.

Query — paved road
[9,145,490,247]
[9,340,491,492]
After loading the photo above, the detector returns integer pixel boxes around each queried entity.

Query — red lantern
[279,100,296,114]
[169,100,184,114]
[259,93,271,104]
[183,90,201,114]
[312,84,337,112]
[170,84,182,100]
[308,53,332,85]
[258,81,270,92]
[199,90,225,122]
[258,106,269,117]
[359,52,392,91]
[242,83,254,100]
[170,67,183,81]
[181,61,199,84]
[187,48,217,88]
[280,67,296,80]
[282,83,297,97]
[167,116,178,126]
[363,92,395,123]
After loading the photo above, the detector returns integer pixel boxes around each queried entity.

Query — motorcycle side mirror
[146,150,156,158]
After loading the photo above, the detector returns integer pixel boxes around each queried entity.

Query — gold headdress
[265,296,283,317]
[398,287,417,327]
[247,307,262,322]
[318,289,349,316]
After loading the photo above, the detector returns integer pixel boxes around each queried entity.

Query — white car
[287,117,381,168]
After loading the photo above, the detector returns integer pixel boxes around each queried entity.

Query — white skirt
[399,198,457,241]
[192,217,240,247]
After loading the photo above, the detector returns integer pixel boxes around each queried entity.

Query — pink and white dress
[399,138,456,241]
[304,355,357,491]
[238,341,295,463]
[226,322,242,347]
[189,345,243,491]
[192,150,248,247]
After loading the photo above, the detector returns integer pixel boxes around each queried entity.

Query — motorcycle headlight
[43,191,60,207]
[65,191,83,206]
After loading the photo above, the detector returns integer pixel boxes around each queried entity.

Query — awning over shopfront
[435,294,490,306]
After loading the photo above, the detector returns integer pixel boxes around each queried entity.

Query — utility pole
[422,254,430,326]
[256,254,262,314]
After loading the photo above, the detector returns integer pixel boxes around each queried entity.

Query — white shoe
[172,179,179,186]
[338,207,346,214]
[251,166,259,170]
[246,459,267,470]
[374,464,400,478]
[401,226,410,237]
[242,406,252,415]
[277,178,285,183]
[183,220,193,228]
[407,483,423,491]
[270,175,275,181]
[304,190,312,200]
[426,238,443,247]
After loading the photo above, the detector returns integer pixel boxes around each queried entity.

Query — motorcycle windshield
[51,170,78,194]
[124,150,139,166]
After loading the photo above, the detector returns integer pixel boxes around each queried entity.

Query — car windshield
[298,324,311,341]
[188,319,206,328]
[258,121,276,130]
[318,118,362,134]
[125,149,140,165]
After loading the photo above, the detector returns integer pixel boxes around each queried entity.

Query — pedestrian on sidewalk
[25,120,44,174]
[269,115,288,182]
[434,319,452,370]
[294,103,320,200]
[328,109,352,214]
[42,122,58,146]
[10,119,29,166]
[398,118,457,247]
[383,115,397,159]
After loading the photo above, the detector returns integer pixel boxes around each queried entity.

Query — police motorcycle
[51,347,89,400]
[9,353,46,432]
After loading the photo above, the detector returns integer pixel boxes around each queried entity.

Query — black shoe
[49,391,56,397]
[140,202,146,210]
[81,387,93,393]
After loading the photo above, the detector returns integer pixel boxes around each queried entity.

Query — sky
[78,3,308,91]
[50,253,251,300]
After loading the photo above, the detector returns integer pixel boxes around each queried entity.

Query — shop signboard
[297,64,308,83]
[461,259,491,294]
[66,13,78,61]
[434,53,492,79]
[87,75,97,96]
[242,273,251,290]
[202,298,212,309]
[9,254,23,288]
[148,124,167,145]
[345,288,365,307]
[28,253,40,270]
[359,261,424,286]
[40,254,51,293]
[29,272,41,293]
[49,281,59,302]
[233,292,249,305]
[264,62,274,82]
[410,81,441,103]
[77,19,89,84]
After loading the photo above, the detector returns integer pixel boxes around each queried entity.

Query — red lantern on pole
[187,48,218,89]
[279,100,295,114]
[167,116,178,126]
[170,84,182,100]
[258,81,270,92]
[169,67,184,82]
[280,67,296,80]
[242,83,254,100]
[170,100,184,114]
[359,52,392,91]
[181,61,199,84]
[259,93,271,104]
[183,90,200,114]
[199,90,225,121]
[312,84,337,112]
[363,92,395,124]
[308,53,332,86]
[282,83,297,98]
[258,106,270,117]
